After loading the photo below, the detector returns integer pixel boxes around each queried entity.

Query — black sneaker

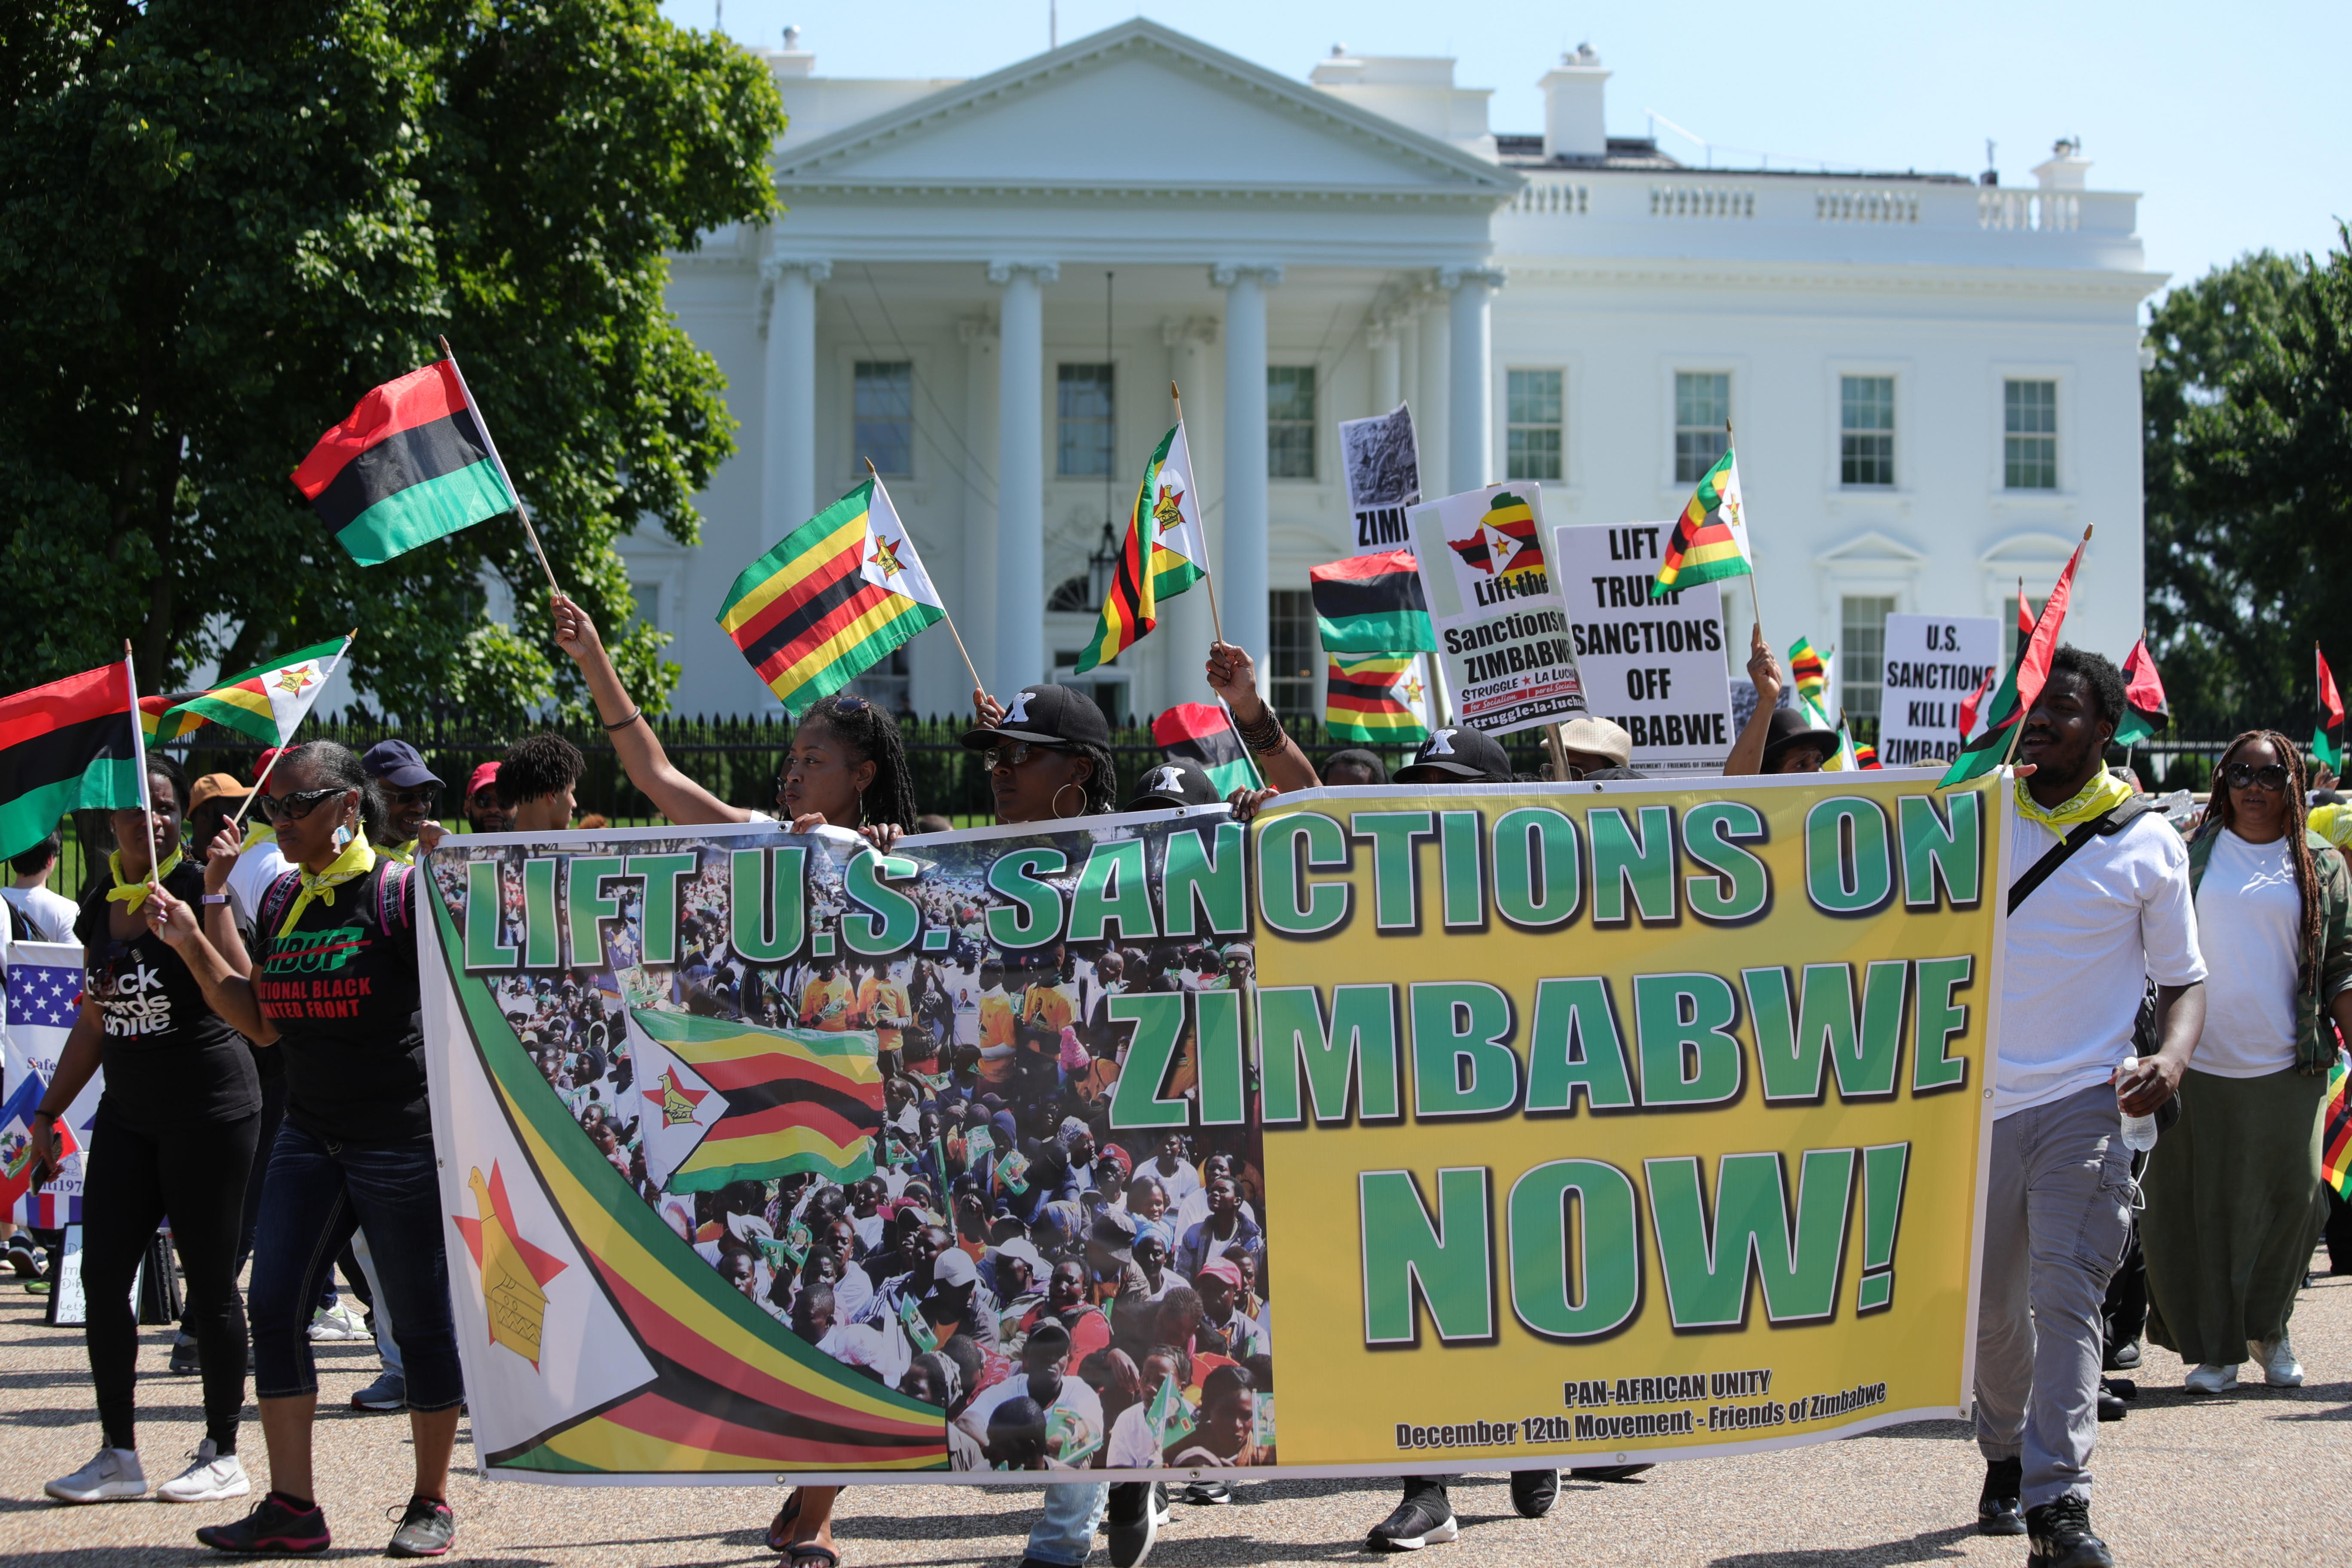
[1978,1457,2024,1536]
[2024,1495,2112,1568]
[1365,1488,1457,1552]
[1509,1467,1557,1519]
[2104,1338,2141,1371]
[196,1491,331,1554]
[1181,1481,1231,1505]
[1105,1481,1156,1568]
[2095,1380,2128,1423]
[168,1335,202,1376]
[386,1494,455,1558]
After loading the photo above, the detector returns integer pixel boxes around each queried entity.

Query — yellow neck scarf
[277,836,377,936]
[2015,769,2135,833]
[380,839,417,866]
[105,848,182,913]
[239,821,276,852]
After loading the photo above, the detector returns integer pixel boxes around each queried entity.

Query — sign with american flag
[4,940,95,1226]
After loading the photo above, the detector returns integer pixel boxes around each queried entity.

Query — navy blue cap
[361,739,441,789]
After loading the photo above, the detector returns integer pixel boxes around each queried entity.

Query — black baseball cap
[1126,757,1222,810]
[361,739,441,789]
[1395,726,1513,783]
[961,684,1112,751]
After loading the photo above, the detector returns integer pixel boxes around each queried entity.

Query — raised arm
[1203,642,1319,794]
[551,592,750,826]
[1721,621,1784,778]
[142,881,275,1043]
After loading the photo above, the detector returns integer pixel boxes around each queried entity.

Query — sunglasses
[388,785,441,809]
[262,785,352,821]
[981,740,1069,771]
[2224,761,2290,792]
[830,694,872,714]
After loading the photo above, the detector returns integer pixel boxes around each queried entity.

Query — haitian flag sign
[4,941,95,1226]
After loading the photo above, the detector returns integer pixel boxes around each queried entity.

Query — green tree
[0,0,784,724]
[2144,230,2352,738]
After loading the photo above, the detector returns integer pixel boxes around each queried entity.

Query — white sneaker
[2184,1361,2240,1394]
[45,1447,147,1503]
[2253,1336,2303,1387]
[156,1438,249,1503]
[308,1302,371,1341]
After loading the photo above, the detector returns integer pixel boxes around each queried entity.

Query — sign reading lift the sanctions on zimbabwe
[421,772,2005,1485]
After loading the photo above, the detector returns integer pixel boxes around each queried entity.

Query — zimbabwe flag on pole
[163,635,354,747]
[0,660,143,861]
[717,478,945,718]
[292,361,518,566]
[1325,653,1432,745]
[628,1008,885,1190]
[1075,421,1210,673]
[1653,448,1752,597]
[1311,550,1435,653]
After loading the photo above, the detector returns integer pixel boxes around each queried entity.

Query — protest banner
[1876,615,2000,768]
[1552,522,1733,773]
[421,772,2003,1483]
[1407,485,1586,737]
[1338,403,1420,550]
[5,940,96,1227]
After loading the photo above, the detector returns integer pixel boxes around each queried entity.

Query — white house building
[633,18,2161,732]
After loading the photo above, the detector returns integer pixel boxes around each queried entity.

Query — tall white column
[1162,319,1219,706]
[760,256,830,545]
[958,315,1001,697]
[989,260,1057,692]
[1213,263,1280,669]
[1397,312,1422,464]
[1442,266,1503,495]
[1418,295,1449,499]
[1370,325,1400,413]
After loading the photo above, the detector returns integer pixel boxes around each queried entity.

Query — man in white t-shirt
[1977,647,2205,1568]
[4,830,80,944]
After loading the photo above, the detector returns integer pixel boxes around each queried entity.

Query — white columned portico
[1417,294,1450,500]
[1442,267,1503,494]
[1369,325,1400,413]
[989,260,1057,691]
[760,256,830,545]
[1214,263,1280,668]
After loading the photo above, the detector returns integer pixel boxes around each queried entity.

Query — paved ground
[5,1264,2346,1567]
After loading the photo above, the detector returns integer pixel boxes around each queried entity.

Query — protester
[33,755,261,1507]
[146,742,463,1557]
[500,733,584,833]
[1200,642,1319,793]
[1319,749,1387,787]
[1554,715,1635,781]
[2142,729,2351,1393]
[1724,625,1835,775]
[6,828,81,943]
[462,762,511,835]
[360,740,446,861]
[1975,647,2205,1566]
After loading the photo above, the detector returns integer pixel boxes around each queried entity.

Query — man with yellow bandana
[1973,646,2207,1568]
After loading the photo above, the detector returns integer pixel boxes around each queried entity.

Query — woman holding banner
[34,754,262,1508]
[2143,730,2352,1393]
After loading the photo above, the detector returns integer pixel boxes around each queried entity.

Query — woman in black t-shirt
[31,755,262,1507]
[146,741,461,1559]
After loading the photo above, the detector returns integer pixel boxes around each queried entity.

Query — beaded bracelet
[1235,706,1286,755]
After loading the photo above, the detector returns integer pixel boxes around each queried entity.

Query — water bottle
[2118,1056,2158,1152]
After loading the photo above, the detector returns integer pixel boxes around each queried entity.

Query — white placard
[1552,523,1734,774]
[1876,614,2001,767]
[1407,484,1586,737]
[1338,403,1420,549]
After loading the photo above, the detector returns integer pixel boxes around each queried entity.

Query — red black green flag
[292,360,518,566]
[1311,550,1435,653]
[0,660,143,860]
[1152,703,1261,797]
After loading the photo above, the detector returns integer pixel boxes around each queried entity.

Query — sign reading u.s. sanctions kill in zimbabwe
[420,775,2006,1485]
[1409,484,1586,736]
[1876,614,2000,767]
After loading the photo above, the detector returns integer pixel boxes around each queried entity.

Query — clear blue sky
[664,0,2349,303]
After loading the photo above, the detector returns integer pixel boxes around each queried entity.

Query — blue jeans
[1026,1481,1109,1566]
[248,1122,463,1412]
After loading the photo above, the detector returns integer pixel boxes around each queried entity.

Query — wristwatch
[200,893,230,906]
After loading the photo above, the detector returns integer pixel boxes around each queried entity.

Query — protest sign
[1552,522,1733,773]
[1407,485,1586,736]
[1876,615,2000,768]
[1338,403,1420,549]
[423,771,2003,1484]
[5,940,95,1226]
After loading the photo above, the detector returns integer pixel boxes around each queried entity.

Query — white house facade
[634,19,2161,733]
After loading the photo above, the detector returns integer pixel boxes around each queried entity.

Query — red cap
[468,761,501,799]
[253,747,285,783]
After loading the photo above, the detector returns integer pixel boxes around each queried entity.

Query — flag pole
[1172,382,1227,648]
[1724,418,1770,652]
[227,628,358,830]
[865,458,984,698]
[123,642,155,889]
[438,337,561,599]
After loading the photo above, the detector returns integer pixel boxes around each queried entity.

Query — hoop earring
[1051,782,1084,820]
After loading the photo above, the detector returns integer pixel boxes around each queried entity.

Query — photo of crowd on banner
[429,822,1274,1474]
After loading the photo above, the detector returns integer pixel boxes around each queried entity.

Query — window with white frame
[1268,589,1318,720]
[1674,372,1730,483]
[1840,376,1895,487]
[1506,369,1564,482]
[629,582,662,635]
[1057,364,1115,478]
[1268,367,1317,479]
[1840,594,1897,723]
[2004,380,2058,490]
[853,361,914,477]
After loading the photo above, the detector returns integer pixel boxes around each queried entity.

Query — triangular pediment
[776,19,1518,199]
[1815,530,1926,567]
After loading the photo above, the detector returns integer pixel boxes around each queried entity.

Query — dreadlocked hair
[2205,729,2322,997]
[795,695,918,830]
[1068,741,1118,817]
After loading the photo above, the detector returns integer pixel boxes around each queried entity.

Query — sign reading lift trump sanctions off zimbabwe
[420,775,2004,1485]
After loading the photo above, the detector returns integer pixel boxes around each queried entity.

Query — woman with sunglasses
[140,742,464,1557]
[550,592,916,845]
[33,754,262,1507]
[2142,731,2352,1395]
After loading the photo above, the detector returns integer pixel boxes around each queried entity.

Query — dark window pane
[853,361,914,477]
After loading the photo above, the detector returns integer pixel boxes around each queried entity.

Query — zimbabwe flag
[1653,448,1752,597]
[292,360,518,566]
[163,635,352,747]
[1152,703,1261,796]
[631,1009,885,1190]
[0,661,142,861]
[140,691,210,746]
[1311,550,1434,653]
[1325,654,1431,745]
[719,478,944,717]
[1075,421,1209,673]
[1788,638,1828,707]
[1445,492,1546,581]
[2324,1055,2350,1200]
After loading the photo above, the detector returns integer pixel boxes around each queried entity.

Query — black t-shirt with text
[74,861,260,1131]
[256,858,427,1144]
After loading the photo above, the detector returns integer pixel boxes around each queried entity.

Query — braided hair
[2205,729,2322,997]
[1066,741,1119,817]
[793,695,918,830]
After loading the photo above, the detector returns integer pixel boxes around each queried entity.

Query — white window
[1057,364,1115,478]
[1840,595,1897,722]
[1675,372,1730,483]
[1506,369,1564,482]
[1268,589,1318,719]
[2003,380,2058,490]
[1840,376,1895,488]
[1268,367,1317,479]
[629,582,661,634]
[853,361,913,477]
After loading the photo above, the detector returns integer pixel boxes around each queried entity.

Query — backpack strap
[377,861,414,934]
[2007,797,2159,916]
[257,868,304,934]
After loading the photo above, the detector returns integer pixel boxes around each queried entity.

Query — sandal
[788,1547,839,1568]
[765,1492,802,1553]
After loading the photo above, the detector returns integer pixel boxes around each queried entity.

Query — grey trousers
[1974,1080,2134,1511]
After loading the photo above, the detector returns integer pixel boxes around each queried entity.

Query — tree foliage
[2144,230,2352,736]
[0,0,784,725]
